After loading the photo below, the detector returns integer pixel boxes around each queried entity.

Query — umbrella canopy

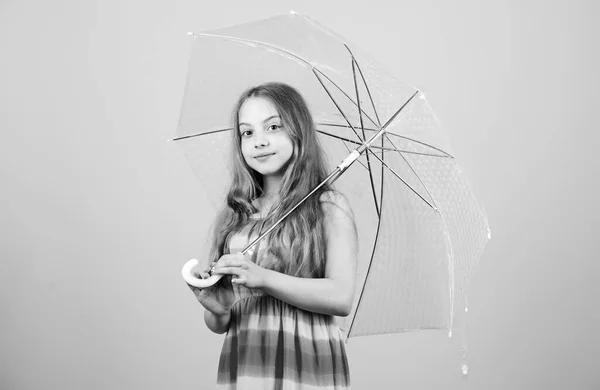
[174,12,490,339]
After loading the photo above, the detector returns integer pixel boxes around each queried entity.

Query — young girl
[187,82,358,389]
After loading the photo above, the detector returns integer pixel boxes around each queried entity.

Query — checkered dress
[216,225,351,389]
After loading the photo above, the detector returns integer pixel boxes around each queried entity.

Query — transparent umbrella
[173,12,490,343]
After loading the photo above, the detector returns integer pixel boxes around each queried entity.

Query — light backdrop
[1,0,598,389]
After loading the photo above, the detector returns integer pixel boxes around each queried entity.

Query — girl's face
[238,97,294,179]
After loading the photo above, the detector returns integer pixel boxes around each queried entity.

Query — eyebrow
[239,115,281,127]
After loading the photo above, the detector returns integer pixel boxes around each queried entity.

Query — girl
[187,82,358,389]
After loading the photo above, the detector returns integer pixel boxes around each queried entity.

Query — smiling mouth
[255,153,275,159]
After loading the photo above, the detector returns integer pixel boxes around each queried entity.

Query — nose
[254,132,269,147]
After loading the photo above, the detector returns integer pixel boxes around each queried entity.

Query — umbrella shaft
[357,128,385,154]
[241,167,341,255]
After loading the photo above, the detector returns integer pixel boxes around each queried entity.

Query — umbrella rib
[347,169,384,338]
[172,127,232,142]
[316,122,378,132]
[383,132,441,211]
[317,122,454,158]
[344,45,382,127]
[317,129,448,158]
[317,129,391,151]
[362,148,450,158]
[364,145,450,158]
[190,33,312,70]
[351,58,366,140]
[386,132,455,159]
[351,54,380,218]
[316,129,365,146]
[312,68,380,128]
[364,147,439,212]
[346,125,386,339]
[312,69,363,142]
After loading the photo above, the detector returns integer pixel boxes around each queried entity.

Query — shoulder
[319,190,358,247]
[319,189,350,207]
[319,190,355,222]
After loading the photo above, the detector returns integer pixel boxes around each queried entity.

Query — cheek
[285,140,295,159]
[240,142,252,160]
[277,134,294,155]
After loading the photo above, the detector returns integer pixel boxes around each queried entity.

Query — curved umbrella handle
[181,258,224,288]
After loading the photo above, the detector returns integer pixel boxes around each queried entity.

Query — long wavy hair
[207,82,334,278]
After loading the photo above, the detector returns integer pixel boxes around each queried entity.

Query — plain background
[1,0,598,389]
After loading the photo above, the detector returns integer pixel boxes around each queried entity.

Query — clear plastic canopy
[174,12,490,339]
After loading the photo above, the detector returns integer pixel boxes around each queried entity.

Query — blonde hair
[208,82,335,278]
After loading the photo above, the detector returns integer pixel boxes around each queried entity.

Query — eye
[267,124,282,131]
[240,129,253,137]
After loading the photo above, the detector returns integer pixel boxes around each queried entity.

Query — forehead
[239,97,279,123]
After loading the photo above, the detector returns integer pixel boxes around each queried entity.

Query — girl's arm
[204,310,231,334]
[261,192,358,316]
[187,270,235,334]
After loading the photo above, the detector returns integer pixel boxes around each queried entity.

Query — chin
[249,164,285,177]
[255,168,281,176]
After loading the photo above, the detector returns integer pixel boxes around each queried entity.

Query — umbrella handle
[182,258,224,288]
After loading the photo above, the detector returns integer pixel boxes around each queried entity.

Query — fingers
[216,254,249,268]
[192,271,210,279]
[215,262,249,271]
[212,266,244,277]
[192,262,217,279]
[231,275,246,285]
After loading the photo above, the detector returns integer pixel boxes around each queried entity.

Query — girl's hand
[212,252,267,289]
[186,264,235,316]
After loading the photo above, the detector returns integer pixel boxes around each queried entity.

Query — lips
[254,153,275,159]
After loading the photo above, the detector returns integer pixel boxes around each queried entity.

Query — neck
[255,175,282,217]
[261,174,283,198]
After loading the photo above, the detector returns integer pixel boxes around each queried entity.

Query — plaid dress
[216,224,351,389]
